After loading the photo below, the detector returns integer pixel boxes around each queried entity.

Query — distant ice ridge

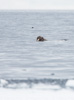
[0,78,74,90]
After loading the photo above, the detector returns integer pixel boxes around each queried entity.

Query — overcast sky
[0,0,74,10]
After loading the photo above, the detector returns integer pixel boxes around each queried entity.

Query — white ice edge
[0,88,74,100]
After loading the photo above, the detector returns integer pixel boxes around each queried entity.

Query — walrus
[61,39,68,41]
[36,36,47,41]
[36,36,68,42]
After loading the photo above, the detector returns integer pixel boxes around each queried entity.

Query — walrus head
[36,36,47,41]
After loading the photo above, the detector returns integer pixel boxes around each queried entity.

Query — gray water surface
[0,10,74,80]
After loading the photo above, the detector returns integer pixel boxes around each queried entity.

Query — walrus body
[61,39,68,41]
[36,36,47,41]
[36,36,68,42]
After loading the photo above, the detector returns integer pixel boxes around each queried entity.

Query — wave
[0,78,74,90]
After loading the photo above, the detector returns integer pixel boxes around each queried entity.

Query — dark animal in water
[36,36,47,41]
[61,39,68,41]
[36,36,68,42]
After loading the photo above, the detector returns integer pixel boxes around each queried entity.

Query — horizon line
[0,9,74,11]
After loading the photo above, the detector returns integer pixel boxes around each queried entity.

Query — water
[0,10,74,100]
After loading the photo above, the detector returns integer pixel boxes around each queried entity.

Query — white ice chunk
[66,80,74,87]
